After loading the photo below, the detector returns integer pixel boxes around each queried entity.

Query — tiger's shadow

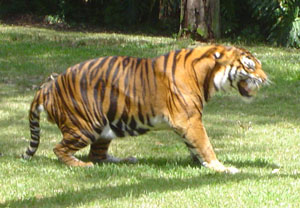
[16,153,279,170]
[77,155,280,169]
[132,157,280,169]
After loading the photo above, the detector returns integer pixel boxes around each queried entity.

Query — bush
[221,0,300,47]
[249,0,300,47]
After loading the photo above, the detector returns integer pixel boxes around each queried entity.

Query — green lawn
[0,25,300,208]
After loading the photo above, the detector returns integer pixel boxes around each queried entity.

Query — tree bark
[179,0,220,40]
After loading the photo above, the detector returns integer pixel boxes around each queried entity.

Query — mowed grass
[0,25,300,208]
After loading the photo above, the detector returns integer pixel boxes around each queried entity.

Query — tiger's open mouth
[237,80,258,97]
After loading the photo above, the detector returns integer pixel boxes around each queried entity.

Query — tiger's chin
[237,80,259,102]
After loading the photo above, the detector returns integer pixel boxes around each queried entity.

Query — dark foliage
[0,0,179,34]
[0,0,299,47]
[221,0,300,47]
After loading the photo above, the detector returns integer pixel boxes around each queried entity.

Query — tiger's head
[211,46,268,99]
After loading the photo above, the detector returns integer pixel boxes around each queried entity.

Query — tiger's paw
[81,161,94,167]
[224,166,240,174]
[203,160,240,174]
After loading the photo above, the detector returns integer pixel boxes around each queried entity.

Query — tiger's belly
[99,115,170,140]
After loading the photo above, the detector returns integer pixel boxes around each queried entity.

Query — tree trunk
[179,0,220,40]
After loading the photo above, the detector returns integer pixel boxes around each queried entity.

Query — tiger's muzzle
[237,77,269,98]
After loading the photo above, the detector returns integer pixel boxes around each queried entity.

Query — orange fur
[23,45,268,173]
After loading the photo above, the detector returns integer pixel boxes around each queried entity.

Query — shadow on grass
[2,171,300,207]
[225,158,280,169]
[1,151,294,207]
[28,154,280,170]
[131,157,280,169]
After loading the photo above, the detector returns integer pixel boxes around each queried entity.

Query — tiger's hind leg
[53,132,94,167]
[88,138,138,164]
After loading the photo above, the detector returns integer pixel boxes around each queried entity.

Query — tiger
[22,45,268,174]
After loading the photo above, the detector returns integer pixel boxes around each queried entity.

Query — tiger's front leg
[179,115,239,174]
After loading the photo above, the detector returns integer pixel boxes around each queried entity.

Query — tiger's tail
[22,90,44,159]
[22,73,58,159]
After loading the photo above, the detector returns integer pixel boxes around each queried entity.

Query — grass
[0,25,300,208]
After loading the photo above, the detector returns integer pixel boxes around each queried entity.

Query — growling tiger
[23,45,268,173]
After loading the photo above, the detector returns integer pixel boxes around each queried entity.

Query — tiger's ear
[212,46,239,66]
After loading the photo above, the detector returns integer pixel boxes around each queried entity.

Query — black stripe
[107,77,119,122]
[129,117,137,130]
[74,140,89,149]
[92,139,111,146]
[144,61,151,93]
[135,128,149,135]
[63,74,87,121]
[140,61,146,97]
[109,123,125,137]
[95,56,110,70]
[170,50,189,114]
[87,59,97,70]
[116,119,123,130]
[31,111,39,120]
[26,149,35,156]
[133,59,141,101]
[150,105,155,117]
[171,50,181,84]
[56,79,95,142]
[94,76,106,118]
[169,91,179,111]
[167,97,174,114]
[88,57,109,86]
[203,70,213,101]
[71,67,77,85]
[80,69,89,104]
[30,121,39,127]
[151,60,157,90]
[77,62,85,72]
[91,77,105,125]
[105,56,118,81]
[91,146,110,151]
[112,62,121,83]
[196,94,204,110]
[66,110,96,142]
[30,135,39,141]
[124,66,131,94]
[63,137,88,149]
[191,60,201,92]
[79,68,101,130]
[122,57,130,68]
[173,87,188,113]
[192,100,202,117]
[125,126,135,136]
[146,114,153,127]
[30,141,39,148]
[124,59,132,107]
[138,103,144,124]
[163,53,170,75]
[120,110,129,124]
[88,59,100,83]
[184,49,194,66]
[30,129,39,134]
[42,88,47,105]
